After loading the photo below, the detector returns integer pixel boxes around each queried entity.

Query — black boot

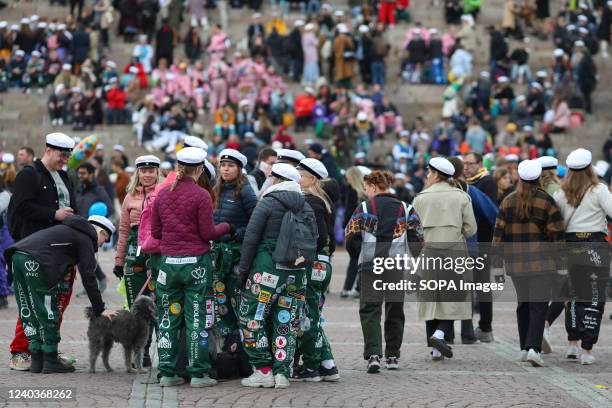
[142,349,151,368]
[42,352,75,373]
[30,351,43,373]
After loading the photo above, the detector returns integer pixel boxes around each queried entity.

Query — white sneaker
[526,349,544,367]
[519,350,528,362]
[58,118,64,126]
[241,370,275,388]
[566,345,580,360]
[541,327,552,354]
[51,119,57,126]
[274,374,290,389]
[580,353,595,365]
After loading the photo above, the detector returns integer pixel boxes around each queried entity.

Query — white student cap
[46,132,75,151]
[518,160,542,181]
[135,155,161,168]
[219,148,247,168]
[566,148,592,171]
[176,147,205,167]
[537,156,558,170]
[271,163,301,183]
[183,136,208,151]
[298,158,328,179]
[428,157,455,177]
[276,149,305,165]
[88,215,115,241]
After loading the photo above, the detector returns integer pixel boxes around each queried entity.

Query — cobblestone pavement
[0,251,610,407]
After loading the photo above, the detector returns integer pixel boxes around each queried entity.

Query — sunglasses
[57,149,72,159]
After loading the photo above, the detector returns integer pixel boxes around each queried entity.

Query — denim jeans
[371,61,385,87]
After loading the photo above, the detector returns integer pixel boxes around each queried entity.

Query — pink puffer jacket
[152,177,230,256]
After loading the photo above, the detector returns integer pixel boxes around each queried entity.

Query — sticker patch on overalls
[278,296,292,308]
[251,283,261,296]
[217,293,227,304]
[157,270,167,285]
[170,303,182,315]
[158,333,172,349]
[275,336,287,348]
[245,279,252,290]
[254,302,266,320]
[260,272,279,288]
[275,349,287,361]
[247,320,260,330]
[215,281,226,292]
[277,324,289,335]
[165,257,197,264]
[206,299,213,314]
[258,290,271,303]
[252,273,262,283]
[205,315,214,328]
[277,310,291,323]
[200,330,208,338]
[311,262,327,282]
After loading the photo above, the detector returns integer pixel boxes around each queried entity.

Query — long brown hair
[171,164,200,191]
[540,169,560,191]
[213,173,246,209]
[197,171,215,201]
[514,180,540,221]
[561,166,599,208]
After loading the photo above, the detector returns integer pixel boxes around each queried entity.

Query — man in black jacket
[5,215,117,373]
[75,162,114,218]
[463,151,498,343]
[7,132,76,371]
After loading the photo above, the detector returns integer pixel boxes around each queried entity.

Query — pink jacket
[115,184,157,266]
[208,33,228,55]
[302,32,319,64]
[152,177,230,256]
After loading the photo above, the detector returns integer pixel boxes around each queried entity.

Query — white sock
[322,360,335,369]
[432,348,442,357]
[433,330,445,340]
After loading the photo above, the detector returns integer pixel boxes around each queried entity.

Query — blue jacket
[213,178,258,242]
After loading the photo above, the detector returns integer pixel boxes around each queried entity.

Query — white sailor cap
[96,144,104,150]
[244,131,256,139]
[276,149,305,165]
[10,24,19,31]
[531,81,543,90]
[30,15,39,22]
[125,166,135,173]
[183,136,208,151]
[523,125,533,132]
[518,160,542,182]
[135,155,161,168]
[62,63,72,70]
[294,19,305,27]
[554,48,565,57]
[322,3,333,11]
[31,50,41,57]
[429,28,439,35]
[219,148,247,167]
[516,94,526,103]
[129,66,138,74]
[480,70,491,78]
[58,23,67,30]
[574,40,585,47]
[37,22,47,29]
[49,23,56,31]
[334,10,345,17]
[106,60,116,68]
[357,165,372,176]
[88,215,115,241]
[594,160,609,178]
[394,173,407,180]
[298,158,328,179]
[536,70,548,78]
[304,86,315,95]
[2,153,15,164]
[566,148,592,171]
[46,132,75,151]
[497,76,509,83]
[305,23,315,31]
[176,147,205,167]
[567,24,576,31]
[160,161,172,170]
[113,144,125,152]
[399,129,410,138]
[357,111,368,121]
[252,12,262,19]
[239,99,251,107]
[71,86,81,93]
[20,18,30,25]
[578,27,589,34]
[537,156,558,170]
[355,152,367,160]
[203,159,216,180]
[15,50,25,57]
[271,163,301,183]
[0,21,7,29]
[578,14,588,21]
[579,1,588,8]
[505,154,519,162]
[358,24,369,33]
[337,23,349,33]
[428,157,455,177]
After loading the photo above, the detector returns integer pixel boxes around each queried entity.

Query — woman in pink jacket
[207,59,229,115]
[151,147,231,388]
[207,24,230,62]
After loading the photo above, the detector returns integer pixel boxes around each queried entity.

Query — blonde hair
[345,167,366,200]
[126,167,163,195]
[561,166,599,208]
[540,169,560,191]
[303,176,332,214]
[171,164,200,191]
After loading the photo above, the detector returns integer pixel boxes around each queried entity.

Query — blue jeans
[307,0,320,16]
[431,58,445,85]
[371,61,385,87]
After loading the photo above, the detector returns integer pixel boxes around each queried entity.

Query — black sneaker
[290,366,321,382]
[385,357,399,370]
[42,352,76,373]
[367,355,381,374]
[429,336,453,358]
[461,336,478,345]
[318,365,340,382]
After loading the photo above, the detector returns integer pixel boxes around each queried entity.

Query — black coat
[213,178,258,242]
[305,194,333,255]
[8,160,76,241]
[5,216,105,315]
[407,38,427,63]
[70,29,90,64]
[490,31,508,62]
[469,174,498,242]
[75,181,114,218]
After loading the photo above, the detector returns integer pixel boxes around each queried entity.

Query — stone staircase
[0,0,610,162]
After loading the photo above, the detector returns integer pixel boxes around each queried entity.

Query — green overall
[211,242,242,337]
[12,252,66,353]
[123,226,150,309]
[156,254,215,378]
[298,256,335,369]
[237,240,307,376]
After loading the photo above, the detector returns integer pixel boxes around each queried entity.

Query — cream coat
[413,182,477,321]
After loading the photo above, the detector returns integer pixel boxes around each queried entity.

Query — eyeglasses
[58,150,72,159]
[463,161,478,166]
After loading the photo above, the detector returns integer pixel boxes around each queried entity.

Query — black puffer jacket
[238,183,315,275]
[305,194,334,255]
[213,178,258,242]
[5,215,105,315]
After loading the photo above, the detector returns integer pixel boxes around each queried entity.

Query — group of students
[6,132,340,388]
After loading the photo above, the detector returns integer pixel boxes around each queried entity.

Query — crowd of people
[0,0,610,391]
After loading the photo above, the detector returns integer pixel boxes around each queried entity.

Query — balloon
[68,134,98,169]
[88,202,108,217]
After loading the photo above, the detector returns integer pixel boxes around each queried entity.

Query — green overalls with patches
[237,239,307,376]
[298,254,335,369]
[12,252,64,353]
[211,242,242,337]
[123,226,151,309]
[156,254,215,378]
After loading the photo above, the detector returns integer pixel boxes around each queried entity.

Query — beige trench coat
[333,34,355,83]
[412,182,477,321]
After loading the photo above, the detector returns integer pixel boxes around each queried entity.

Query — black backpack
[270,196,318,269]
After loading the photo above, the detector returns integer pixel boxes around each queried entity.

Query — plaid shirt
[493,188,565,275]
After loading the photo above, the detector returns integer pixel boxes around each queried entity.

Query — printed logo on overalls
[275,349,287,361]
[275,336,287,348]
[260,272,279,288]
[287,275,295,284]
[191,331,199,341]
[170,303,182,315]
[215,281,226,292]
[277,310,291,323]
[217,293,227,304]
[311,262,327,281]
[278,296,293,308]
[257,290,272,303]
[157,270,167,285]
[206,299,214,314]
[23,324,37,337]
[254,302,266,321]
[252,273,262,283]
[165,256,197,264]
[200,330,208,338]
[277,324,289,335]
[158,333,172,349]
[191,266,206,280]
[205,315,214,328]
[247,320,260,330]
[199,338,208,347]
[257,336,269,348]
[24,260,39,272]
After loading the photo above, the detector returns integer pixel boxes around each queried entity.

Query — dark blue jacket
[213,178,258,242]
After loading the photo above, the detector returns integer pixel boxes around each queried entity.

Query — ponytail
[171,165,186,191]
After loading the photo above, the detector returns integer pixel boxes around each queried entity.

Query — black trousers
[343,256,359,291]
[512,275,552,352]
[545,301,565,325]
[359,301,404,359]
[474,262,493,332]
[425,319,454,345]
[566,264,608,350]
